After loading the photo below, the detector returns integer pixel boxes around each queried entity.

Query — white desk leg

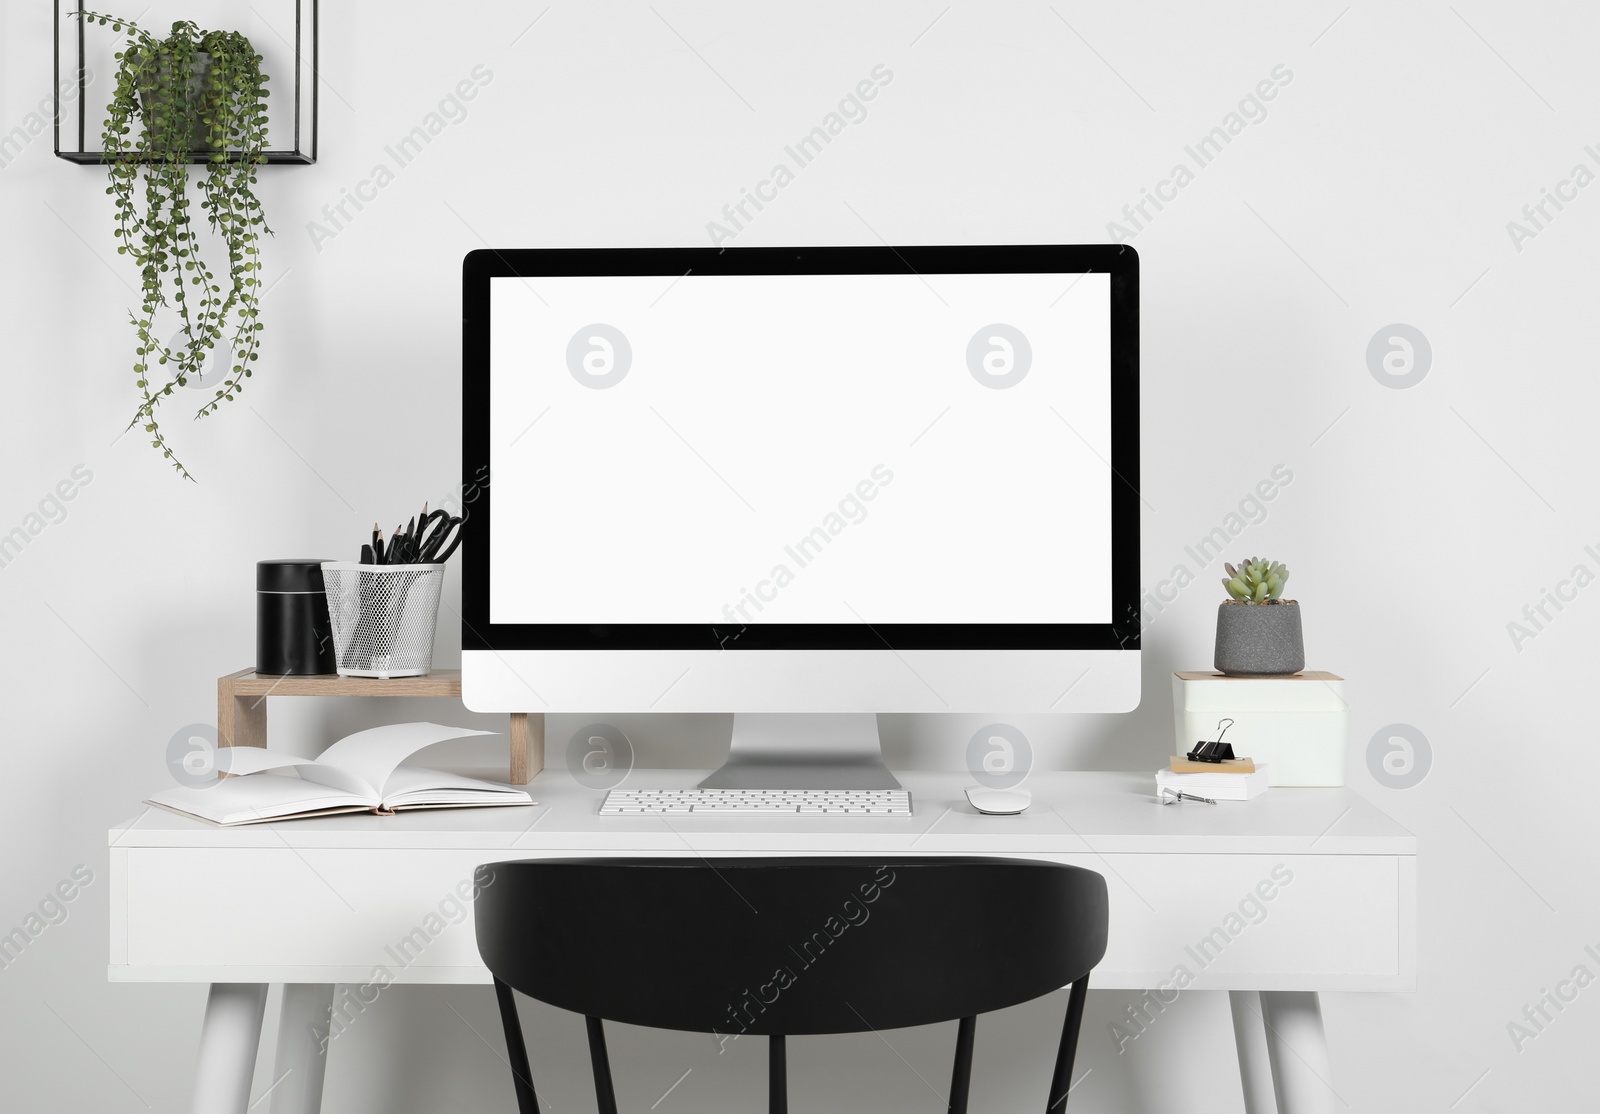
[1229,991,1277,1114]
[1259,990,1337,1114]
[190,983,268,1114]
[269,984,335,1114]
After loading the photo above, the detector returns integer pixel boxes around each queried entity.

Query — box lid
[1173,671,1347,713]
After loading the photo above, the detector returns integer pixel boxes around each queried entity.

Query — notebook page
[148,774,373,825]
[216,747,374,797]
[380,764,533,809]
[311,723,499,796]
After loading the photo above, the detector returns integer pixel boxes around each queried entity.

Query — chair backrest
[476,856,1107,1035]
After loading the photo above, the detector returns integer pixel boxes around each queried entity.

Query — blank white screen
[489,272,1112,625]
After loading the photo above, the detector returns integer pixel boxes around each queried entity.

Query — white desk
[110,770,1415,1114]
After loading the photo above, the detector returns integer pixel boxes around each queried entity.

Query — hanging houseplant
[74,11,272,479]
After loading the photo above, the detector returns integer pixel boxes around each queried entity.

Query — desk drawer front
[113,848,1412,991]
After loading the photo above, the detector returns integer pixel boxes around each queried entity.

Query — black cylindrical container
[257,560,337,675]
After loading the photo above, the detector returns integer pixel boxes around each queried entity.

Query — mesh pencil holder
[320,562,445,678]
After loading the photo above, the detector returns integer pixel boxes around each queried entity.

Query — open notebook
[148,722,533,825]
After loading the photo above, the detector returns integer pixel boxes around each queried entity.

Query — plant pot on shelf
[1214,600,1304,677]
[136,49,217,151]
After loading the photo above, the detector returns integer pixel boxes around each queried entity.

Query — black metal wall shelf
[54,148,317,166]
[54,0,318,165]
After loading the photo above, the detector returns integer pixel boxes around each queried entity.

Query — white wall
[2,1,1596,1110]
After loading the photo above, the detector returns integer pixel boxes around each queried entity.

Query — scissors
[357,505,464,565]
[414,509,464,564]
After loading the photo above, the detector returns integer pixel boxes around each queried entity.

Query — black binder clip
[1186,718,1236,764]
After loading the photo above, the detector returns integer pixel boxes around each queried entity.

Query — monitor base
[698,713,902,790]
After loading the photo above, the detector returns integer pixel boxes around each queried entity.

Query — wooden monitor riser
[216,668,540,784]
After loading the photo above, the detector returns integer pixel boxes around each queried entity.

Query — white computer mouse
[965,786,1032,815]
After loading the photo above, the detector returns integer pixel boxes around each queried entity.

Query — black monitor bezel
[462,245,1139,652]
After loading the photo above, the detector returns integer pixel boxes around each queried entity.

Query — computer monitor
[461,246,1139,788]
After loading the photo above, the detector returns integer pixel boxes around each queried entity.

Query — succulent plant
[1222,558,1289,603]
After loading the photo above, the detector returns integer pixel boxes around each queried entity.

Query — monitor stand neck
[698,713,902,790]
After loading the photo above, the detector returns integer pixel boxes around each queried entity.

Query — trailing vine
[75,11,272,479]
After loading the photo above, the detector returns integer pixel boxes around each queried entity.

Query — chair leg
[948,1015,977,1114]
[586,1016,619,1114]
[492,979,541,1114]
[769,1033,787,1114]
[1046,975,1090,1111]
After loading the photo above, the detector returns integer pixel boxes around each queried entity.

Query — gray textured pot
[1214,601,1304,676]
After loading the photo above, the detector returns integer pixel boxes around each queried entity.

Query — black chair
[475,856,1108,1113]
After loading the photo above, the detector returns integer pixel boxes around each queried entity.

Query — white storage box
[1172,671,1348,787]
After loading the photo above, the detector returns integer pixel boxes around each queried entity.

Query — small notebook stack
[1156,757,1270,801]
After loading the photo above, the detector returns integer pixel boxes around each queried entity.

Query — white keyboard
[599,788,913,816]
